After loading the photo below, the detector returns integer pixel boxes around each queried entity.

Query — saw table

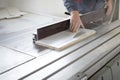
[0,0,120,80]
[0,19,120,80]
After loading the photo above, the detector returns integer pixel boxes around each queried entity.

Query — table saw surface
[0,13,120,80]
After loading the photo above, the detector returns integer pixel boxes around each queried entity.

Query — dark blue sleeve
[63,0,77,12]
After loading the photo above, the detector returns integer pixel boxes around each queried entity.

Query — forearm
[63,0,84,32]
[106,0,112,7]
[105,0,112,16]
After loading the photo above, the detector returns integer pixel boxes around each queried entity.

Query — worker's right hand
[70,10,85,32]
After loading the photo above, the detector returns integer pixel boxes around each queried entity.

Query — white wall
[0,0,8,8]
[7,0,67,17]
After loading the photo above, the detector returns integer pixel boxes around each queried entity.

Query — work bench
[0,15,120,80]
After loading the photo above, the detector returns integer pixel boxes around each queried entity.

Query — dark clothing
[63,0,105,14]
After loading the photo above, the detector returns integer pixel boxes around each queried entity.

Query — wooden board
[35,29,96,51]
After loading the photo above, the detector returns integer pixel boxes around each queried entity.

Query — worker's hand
[70,10,84,32]
[105,0,112,16]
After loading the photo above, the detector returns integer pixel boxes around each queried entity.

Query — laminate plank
[35,29,96,50]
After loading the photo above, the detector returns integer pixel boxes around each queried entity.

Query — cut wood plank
[35,29,96,51]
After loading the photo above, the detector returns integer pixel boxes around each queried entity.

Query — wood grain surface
[35,29,96,51]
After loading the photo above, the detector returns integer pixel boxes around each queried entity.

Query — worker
[63,0,112,32]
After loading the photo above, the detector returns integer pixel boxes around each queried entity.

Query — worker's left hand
[105,0,112,16]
